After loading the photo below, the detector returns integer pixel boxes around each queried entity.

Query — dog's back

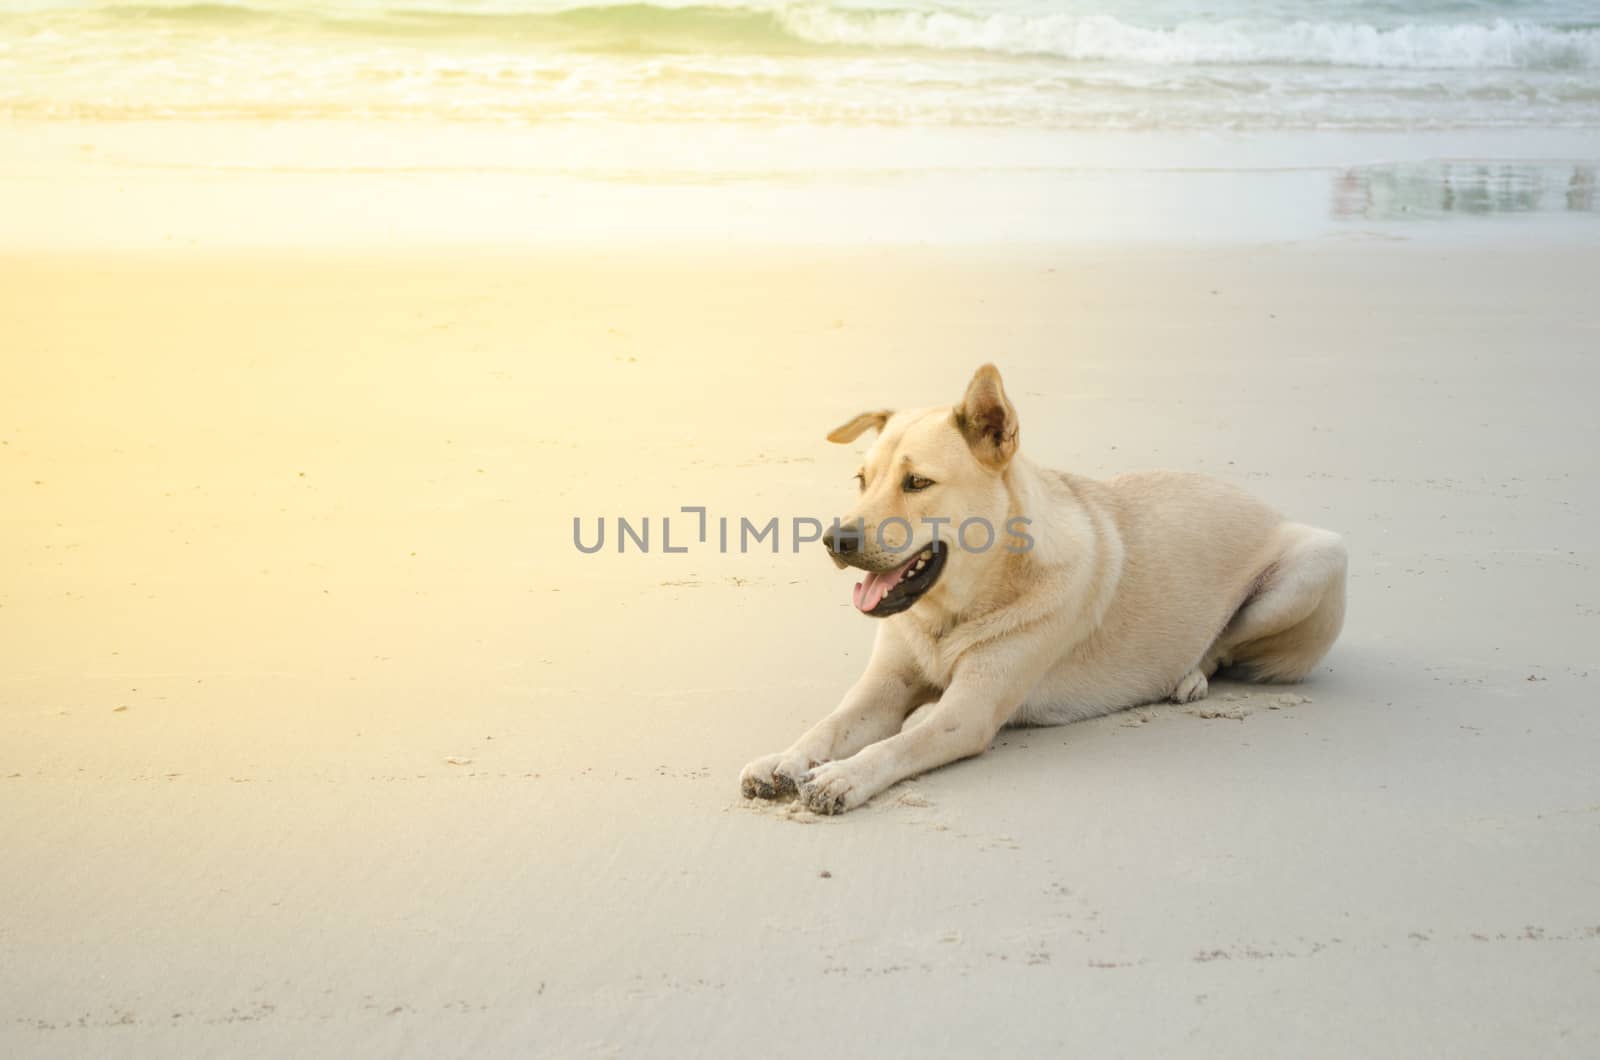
[1016,470,1287,722]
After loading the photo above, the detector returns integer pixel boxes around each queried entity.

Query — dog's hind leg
[1216,523,1348,684]
[1171,668,1210,704]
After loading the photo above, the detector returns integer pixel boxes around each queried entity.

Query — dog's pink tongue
[852,566,900,613]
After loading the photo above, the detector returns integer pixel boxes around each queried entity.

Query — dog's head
[822,364,1021,618]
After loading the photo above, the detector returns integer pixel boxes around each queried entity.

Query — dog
[740,364,1347,815]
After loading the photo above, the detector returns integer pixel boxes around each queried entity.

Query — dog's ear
[954,364,1018,469]
[826,410,893,444]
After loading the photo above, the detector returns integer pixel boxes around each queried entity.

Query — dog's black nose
[823,525,860,555]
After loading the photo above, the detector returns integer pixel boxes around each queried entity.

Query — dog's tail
[1227,528,1348,684]
[1235,560,1347,683]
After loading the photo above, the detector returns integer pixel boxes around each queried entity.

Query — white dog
[741,364,1347,814]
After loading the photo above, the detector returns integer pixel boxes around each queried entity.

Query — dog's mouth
[851,541,948,617]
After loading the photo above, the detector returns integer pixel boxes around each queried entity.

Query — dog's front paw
[798,760,870,816]
[739,750,814,800]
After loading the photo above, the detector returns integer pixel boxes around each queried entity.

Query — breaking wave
[41,3,1600,70]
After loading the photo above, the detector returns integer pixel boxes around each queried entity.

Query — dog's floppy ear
[826,410,893,444]
[954,363,1018,469]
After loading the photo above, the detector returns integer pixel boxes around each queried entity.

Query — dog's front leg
[797,645,1054,815]
[740,638,924,800]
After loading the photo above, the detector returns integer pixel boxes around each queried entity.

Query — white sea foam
[2,1,1599,129]
[777,10,1600,70]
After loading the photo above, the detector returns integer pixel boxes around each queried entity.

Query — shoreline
[4,119,1597,249]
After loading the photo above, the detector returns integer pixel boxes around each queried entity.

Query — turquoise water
[2,0,1598,127]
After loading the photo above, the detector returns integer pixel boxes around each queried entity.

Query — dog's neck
[913,453,1056,632]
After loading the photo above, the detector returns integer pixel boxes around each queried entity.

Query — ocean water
[2,0,1599,130]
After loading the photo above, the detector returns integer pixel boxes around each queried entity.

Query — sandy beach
[5,0,1600,1051]
[3,238,1598,1055]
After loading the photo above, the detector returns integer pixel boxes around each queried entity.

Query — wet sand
[6,120,1598,248]
[3,242,1599,1056]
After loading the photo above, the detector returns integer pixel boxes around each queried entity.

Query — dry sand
[3,242,1598,1056]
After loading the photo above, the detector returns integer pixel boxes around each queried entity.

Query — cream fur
[741,365,1347,815]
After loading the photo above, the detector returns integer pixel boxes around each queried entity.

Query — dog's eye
[902,473,935,493]
[854,472,866,492]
